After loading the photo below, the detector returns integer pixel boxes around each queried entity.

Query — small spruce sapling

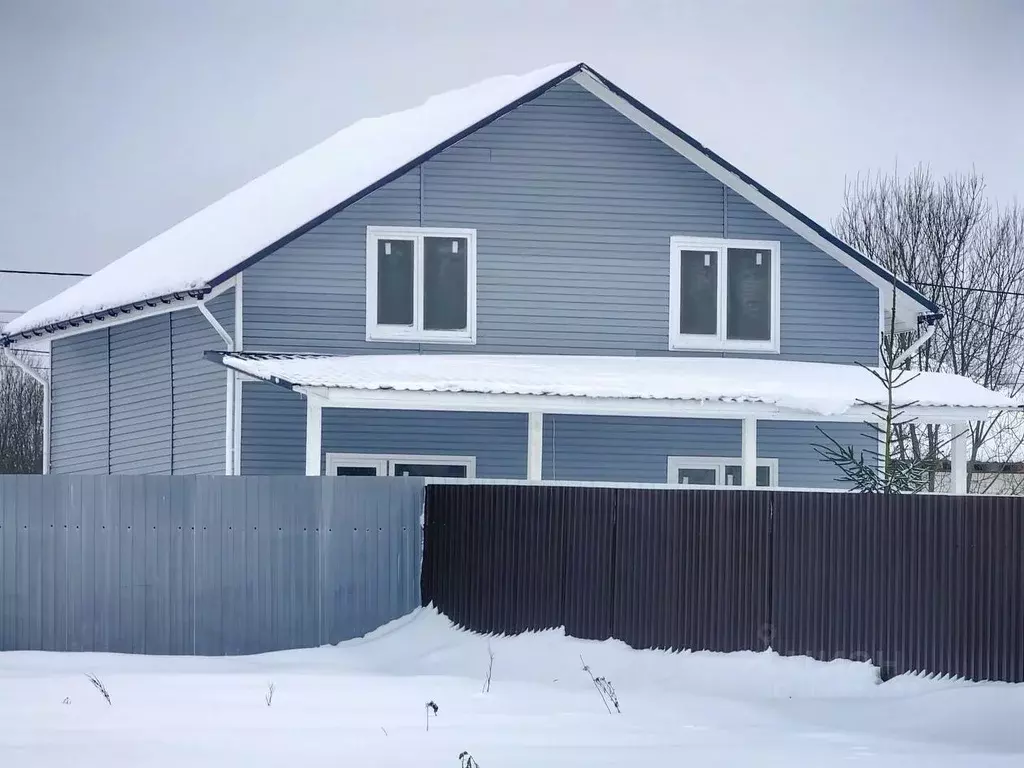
[813,276,931,493]
[580,655,620,714]
[425,700,439,731]
[481,644,494,694]
[265,682,275,707]
[85,674,111,705]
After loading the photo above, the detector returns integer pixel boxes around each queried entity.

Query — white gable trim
[570,70,928,331]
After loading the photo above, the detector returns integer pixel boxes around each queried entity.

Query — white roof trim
[217,353,1016,423]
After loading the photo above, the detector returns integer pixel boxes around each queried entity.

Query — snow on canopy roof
[216,353,1018,418]
[3,62,579,338]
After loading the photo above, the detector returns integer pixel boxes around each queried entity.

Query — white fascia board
[297,385,994,424]
[570,70,932,326]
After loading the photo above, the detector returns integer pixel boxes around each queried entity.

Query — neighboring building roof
[210,353,1016,419]
[3,62,939,341]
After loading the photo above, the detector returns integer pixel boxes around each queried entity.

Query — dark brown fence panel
[422,484,566,634]
[613,489,771,653]
[771,492,1024,682]
[423,484,1024,682]
[560,487,617,640]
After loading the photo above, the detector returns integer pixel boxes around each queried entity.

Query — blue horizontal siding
[171,294,232,474]
[50,331,109,473]
[108,315,172,473]
[240,386,867,489]
[240,383,527,477]
[48,289,234,475]
[544,415,870,488]
[243,79,879,364]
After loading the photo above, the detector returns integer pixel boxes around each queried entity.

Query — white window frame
[668,236,781,353]
[325,452,477,478]
[366,226,477,344]
[667,456,779,487]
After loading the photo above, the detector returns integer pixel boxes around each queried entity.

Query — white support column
[741,417,758,488]
[305,399,323,476]
[950,421,969,494]
[527,412,543,481]
[224,371,235,475]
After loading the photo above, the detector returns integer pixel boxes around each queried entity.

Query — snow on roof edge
[215,353,1020,418]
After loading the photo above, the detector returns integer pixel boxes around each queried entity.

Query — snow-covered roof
[3,63,577,338]
[5,62,939,341]
[214,353,1018,419]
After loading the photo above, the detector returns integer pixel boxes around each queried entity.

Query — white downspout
[3,348,49,474]
[197,288,237,476]
[893,323,936,368]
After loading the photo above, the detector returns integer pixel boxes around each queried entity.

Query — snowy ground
[0,609,1021,767]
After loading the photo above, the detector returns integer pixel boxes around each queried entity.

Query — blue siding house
[5,63,1001,491]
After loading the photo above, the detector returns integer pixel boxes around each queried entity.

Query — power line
[915,281,1024,299]
[0,268,91,277]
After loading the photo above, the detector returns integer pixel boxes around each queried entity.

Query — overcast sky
[1,0,1021,319]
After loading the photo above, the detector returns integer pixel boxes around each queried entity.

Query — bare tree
[835,166,1024,492]
[0,352,45,474]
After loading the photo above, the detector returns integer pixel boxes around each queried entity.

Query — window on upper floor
[366,227,477,343]
[669,236,780,353]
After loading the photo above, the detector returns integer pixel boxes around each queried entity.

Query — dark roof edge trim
[207,63,584,288]
[0,289,209,346]
[203,350,298,392]
[575,65,940,316]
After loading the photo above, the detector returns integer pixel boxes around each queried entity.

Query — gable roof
[2,62,939,341]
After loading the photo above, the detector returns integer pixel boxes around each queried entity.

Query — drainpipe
[197,299,236,475]
[893,322,936,368]
[3,348,49,474]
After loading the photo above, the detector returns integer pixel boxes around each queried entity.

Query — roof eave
[1,288,211,346]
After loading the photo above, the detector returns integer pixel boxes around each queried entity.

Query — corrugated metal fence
[0,475,424,655]
[422,485,1024,682]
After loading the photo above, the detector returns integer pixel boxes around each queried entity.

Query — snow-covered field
[0,609,1020,767]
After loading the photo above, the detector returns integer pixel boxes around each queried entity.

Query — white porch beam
[950,422,969,494]
[527,412,543,481]
[305,399,323,476]
[296,385,997,425]
[741,417,757,488]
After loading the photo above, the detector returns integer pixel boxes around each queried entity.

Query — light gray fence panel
[322,477,424,644]
[194,475,225,655]
[0,478,13,650]
[0,475,423,655]
[166,476,195,655]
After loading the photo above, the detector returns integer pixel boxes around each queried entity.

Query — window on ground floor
[366,226,477,343]
[667,456,778,487]
[325,452,476,479]
[669,236,780,352]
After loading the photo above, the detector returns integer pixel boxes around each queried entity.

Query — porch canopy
[213,352,1019,491]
